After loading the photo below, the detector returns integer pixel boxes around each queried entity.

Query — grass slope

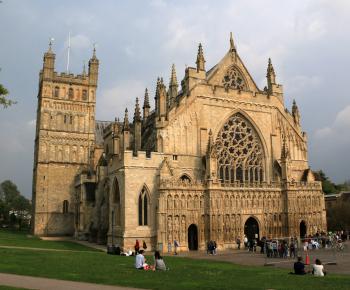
[0,247,349,290]
[0,229,98,252]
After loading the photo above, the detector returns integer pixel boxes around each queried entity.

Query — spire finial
[82,61,86,76]
[134,97,141,123]
[92,43,97,59]
[230,32,236,51]
[123,108,129,131]
[196,43,205,72]
[143,88,150,109]
[170,64,178,85]
[267,57,276,85]
[292,99,300,125]
[48,37,54,53]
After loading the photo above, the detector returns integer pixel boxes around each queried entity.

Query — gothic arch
[213,109,268,161]
[112,177,121,226]
[214,111,267,183]
[138,184,150,226]
[179,173,192,183]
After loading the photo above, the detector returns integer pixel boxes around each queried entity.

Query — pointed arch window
[68,88,74,99]
[113,178,121,226]
[138,187,149,226]
[180,174,191,183]
[63,200,69,214]
[215,113,264,183]
[54,86,59,98]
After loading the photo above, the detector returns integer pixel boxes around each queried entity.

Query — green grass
[0,229,99,252]
[0,247,349,290]
[0,230,349,290]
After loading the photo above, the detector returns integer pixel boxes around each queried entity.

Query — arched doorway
[188,224,198,250]
[300,221,307,238]
[244,217,259,241]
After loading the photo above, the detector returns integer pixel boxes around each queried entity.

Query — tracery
[215,113,264,183]
[222,65,247,90]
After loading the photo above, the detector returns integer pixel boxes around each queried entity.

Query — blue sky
[1,0,350,197]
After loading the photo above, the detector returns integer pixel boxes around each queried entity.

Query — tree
[314,170,338,194]
[0,83,16,108]
[0,180,31,228]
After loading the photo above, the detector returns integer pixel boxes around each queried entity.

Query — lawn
[0,229,99,252]
[0,230,349,290]
[0,247,349,290]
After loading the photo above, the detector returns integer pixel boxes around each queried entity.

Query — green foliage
[315,170,342,194]
[0,180,31,228]
[0,83,16,108]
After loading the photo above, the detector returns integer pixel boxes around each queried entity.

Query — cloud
[315,105,350,140]
[150,0,167,8]
[284,75,321,95]
[64,34,92,51]
[97,80,146,121]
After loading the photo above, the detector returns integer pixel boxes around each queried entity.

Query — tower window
[82,90,87,101]
[138,187,149,226]
[70,115,73,124]
[54,86,59,98]
[68,88,74,99]
[64,115,67,124]
[63,200,69,214]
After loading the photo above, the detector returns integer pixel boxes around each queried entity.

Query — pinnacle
[170,64,178,86]
[134,97,141,122]
[196,43,205,71]
[143,88,150,109]
[230,32,236,51]
[123,108,129,131]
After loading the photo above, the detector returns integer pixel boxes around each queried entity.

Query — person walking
[236,237,241,250]
[174,238,180,255]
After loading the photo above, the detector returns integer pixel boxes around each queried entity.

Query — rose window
[222,66,247,91]
[215,113,264,183]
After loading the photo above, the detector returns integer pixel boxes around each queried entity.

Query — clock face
[222,65,247,91]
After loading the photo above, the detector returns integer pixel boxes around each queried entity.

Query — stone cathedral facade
[32,35,327,251]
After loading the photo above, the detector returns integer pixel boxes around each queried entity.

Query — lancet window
[138,187,149,226]
[215,113,264,183]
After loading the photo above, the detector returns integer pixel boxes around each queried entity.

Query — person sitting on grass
[135,250,149,270]
[312,258,326,276]
[152,251,167,271]
[294,256,306,275]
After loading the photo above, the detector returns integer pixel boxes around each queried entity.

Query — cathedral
[32,34,327,251]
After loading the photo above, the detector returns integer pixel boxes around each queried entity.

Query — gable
[206,51,260,93]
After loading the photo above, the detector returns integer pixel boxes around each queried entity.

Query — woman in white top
[312,259,326,276]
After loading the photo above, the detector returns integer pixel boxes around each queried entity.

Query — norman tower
[32,42,99,235]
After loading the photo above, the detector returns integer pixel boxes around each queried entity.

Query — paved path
[177,241,350,275]
[0,273,144,290]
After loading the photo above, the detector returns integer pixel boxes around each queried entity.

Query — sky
[0,0,350,198]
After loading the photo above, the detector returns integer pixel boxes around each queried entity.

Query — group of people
[135,250,167,271]
[264,238,298,258]
[293,256,326,277]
